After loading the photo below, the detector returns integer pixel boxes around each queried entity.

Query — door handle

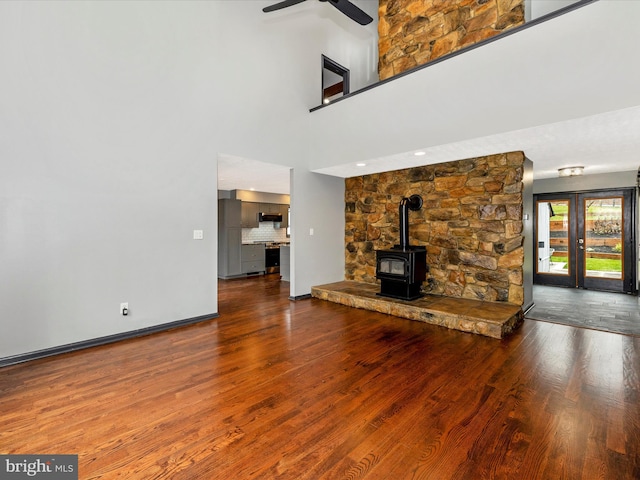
[578,238,584,250]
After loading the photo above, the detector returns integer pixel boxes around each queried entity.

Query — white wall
[308,0,640,174]
[533,170,637,194]
[528,0,583,21]
[290,170,345,298]
[0,2,220,359]
[0,1,376,360]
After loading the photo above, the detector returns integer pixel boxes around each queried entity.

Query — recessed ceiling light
[323,98,330,104]
[356,163,366,167]
[414,151,426,156]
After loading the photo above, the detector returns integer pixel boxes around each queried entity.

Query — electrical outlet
[120,303,129,316]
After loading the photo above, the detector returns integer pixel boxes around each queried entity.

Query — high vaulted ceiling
[219,0,640,195]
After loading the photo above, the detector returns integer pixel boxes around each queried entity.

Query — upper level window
[322,55,349,105]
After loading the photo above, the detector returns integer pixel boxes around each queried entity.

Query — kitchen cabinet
[219,198,241,228]
[259,203,281,214]
[278,204,289,229]
[259,203,289,228]
[241,244,265,274]
[218,199,242,278]
[219,198,288,277]
[280,245,290,282]
[220,229,242,277]
[241,202,260,228]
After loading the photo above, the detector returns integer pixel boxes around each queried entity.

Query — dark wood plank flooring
[1,275,639,479]
[529,285,640,336]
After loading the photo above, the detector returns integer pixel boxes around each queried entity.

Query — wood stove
[376,195,427,300]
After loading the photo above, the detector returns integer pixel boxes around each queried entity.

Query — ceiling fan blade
[263,0,307,13]
[327,0,373,25]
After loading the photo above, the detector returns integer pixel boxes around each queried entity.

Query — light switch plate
[193,230,204,240]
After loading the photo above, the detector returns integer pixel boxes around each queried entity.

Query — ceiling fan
[263,0,373,26]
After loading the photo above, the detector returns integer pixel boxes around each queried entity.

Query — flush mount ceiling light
[558,166,584,177]
[413,151,426,156]
[356,162,366,167]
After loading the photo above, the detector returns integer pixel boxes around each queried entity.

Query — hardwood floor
[1,275,639,479]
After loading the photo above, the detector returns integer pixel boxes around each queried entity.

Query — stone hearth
[311,281,523,339]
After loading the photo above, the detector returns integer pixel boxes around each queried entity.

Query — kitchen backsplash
[242,222,289,243]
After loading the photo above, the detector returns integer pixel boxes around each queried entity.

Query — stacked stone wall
[345,152,525,305]
[378,0,525,80]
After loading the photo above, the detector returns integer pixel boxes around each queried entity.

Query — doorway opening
[321,55,349,105]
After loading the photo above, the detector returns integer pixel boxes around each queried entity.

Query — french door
[534,189,636,293]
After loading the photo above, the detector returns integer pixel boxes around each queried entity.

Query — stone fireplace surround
[346,151,525,305]
[311,152,526,338]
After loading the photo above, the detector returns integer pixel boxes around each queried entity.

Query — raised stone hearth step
[311,281,523,339]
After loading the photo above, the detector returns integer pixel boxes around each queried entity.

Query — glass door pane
[577,189,633,292]
[534,195,576,288]
[536,200,570,275]
[583,197,623,280]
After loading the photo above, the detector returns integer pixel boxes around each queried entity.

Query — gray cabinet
[241,244,265,274]
[218,199,242,278]
[278,204,289,229]
[219,198,288,277]
[220,228,241,277]
[280,245,290,282]
[259,203,280,214]
[219,198,241,228]
[241,202,260,228]
[259,203,289,228]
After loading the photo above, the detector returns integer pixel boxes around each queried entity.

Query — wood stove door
[377,257,408,279]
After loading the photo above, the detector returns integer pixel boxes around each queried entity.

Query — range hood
[259,212,283,222]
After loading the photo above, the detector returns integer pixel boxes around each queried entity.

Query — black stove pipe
[398,194,423,251]
[399,198,410,250]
